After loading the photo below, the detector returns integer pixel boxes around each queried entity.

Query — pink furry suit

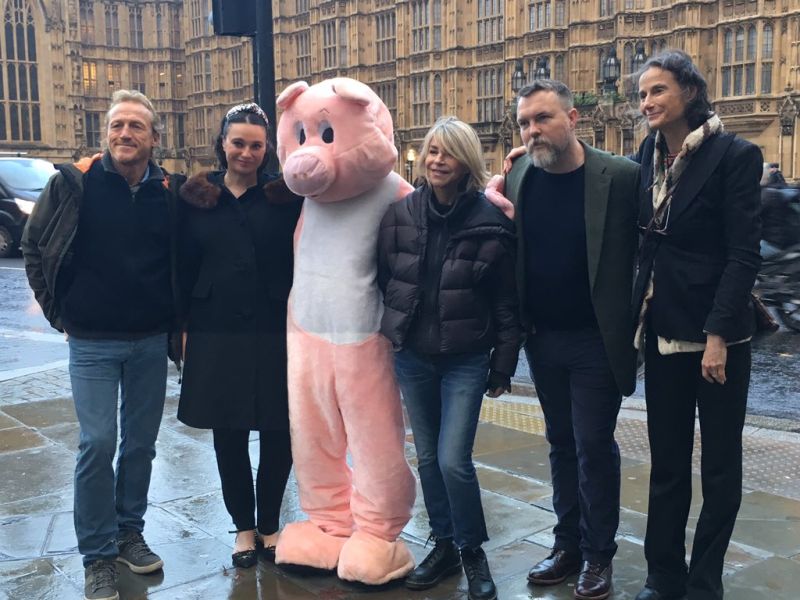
[273,77,417,585]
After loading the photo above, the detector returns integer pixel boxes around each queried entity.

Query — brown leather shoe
[527,549,581,585]
[574,561,612,600]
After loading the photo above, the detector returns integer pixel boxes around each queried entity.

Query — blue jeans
[69,333,167,566]
[394,348,490,549]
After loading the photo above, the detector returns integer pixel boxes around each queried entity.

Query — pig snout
[282,148,336,198]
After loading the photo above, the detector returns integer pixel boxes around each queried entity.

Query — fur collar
[180,171,303,209]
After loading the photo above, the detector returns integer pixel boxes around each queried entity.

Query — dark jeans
[394,348,490,549]
[525,328,622,565]
[644,332,750,600]
[68,334,167,566]
[212,428,293,535]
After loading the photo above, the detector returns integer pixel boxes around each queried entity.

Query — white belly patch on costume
[291,176,399,344]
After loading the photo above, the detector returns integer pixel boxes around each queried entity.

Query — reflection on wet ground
[1,382,800,599]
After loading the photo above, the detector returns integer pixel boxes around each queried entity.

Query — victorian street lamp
[632,42,647,73]
[602,47,621,96]
[534,57,550,81]
[405,148,417,183]
[511,60,526,95]
[629,42,648,101]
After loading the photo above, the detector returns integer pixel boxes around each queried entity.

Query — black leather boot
[405,536,462,590]
[461,546,497,600]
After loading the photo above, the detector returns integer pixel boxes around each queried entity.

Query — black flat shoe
[230,529,258,568]
[260,544,276,563]
[232,548,258,568]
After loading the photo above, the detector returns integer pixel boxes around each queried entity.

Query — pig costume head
[277,78,398,203]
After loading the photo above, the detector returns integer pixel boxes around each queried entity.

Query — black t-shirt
[522,166,598,331]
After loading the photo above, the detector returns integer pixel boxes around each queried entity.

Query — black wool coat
[378,185,522,377]
[176,171,303,431]
[633,132,763,343]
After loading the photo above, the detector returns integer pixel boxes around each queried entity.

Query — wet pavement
[3,255,800,421]
[1,364,800,599]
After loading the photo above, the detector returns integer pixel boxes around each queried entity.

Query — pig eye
[319,121,334,144]
[294,122,306,145]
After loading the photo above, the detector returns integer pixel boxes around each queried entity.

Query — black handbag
[751,291,779,335]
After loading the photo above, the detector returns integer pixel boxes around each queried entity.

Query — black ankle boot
[461,546,497,600]
[405,536,462,590]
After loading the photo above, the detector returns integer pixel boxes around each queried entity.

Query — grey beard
[530,145,557,169]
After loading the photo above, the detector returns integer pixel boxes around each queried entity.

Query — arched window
[723,29,732,63]
[1,0,40,141]
[762,24,773,93]
[722,27,753,97]
[433,74,442,119]
[598,48,605,82]
[554,54,565,82]
[339,20,348,68]
[735,27,744,62]
[763,24,773,59]
[747,26,757,60]
[745,26,756,94]
[624,42,633,74]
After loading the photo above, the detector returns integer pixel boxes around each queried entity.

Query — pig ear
[277,81,309,109]
[331,79,372,107]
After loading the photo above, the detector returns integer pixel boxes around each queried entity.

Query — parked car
[0,157,57,258]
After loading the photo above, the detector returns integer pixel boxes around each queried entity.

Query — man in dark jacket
[22,90,179,600]
[502,80,639,600]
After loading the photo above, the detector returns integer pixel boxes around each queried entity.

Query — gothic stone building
[2,0,251,174]
[6,1,800,177]
[273,0,800,179]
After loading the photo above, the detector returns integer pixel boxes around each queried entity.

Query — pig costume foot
[275,521,347,571]
[337,530,414,585]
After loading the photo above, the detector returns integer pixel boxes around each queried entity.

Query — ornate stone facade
[6,1,800,177]
[2,0,252,174]
[273,0,800,179]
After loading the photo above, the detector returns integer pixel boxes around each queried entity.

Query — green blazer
[505,142,640,396]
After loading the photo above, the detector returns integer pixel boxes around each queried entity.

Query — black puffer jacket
[378,184,522,378]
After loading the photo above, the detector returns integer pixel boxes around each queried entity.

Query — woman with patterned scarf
[631,51,762,600]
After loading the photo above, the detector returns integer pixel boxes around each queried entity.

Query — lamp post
[511,60,526,96]
[405,148,417,183]
[602,47,621,96]
[632,42,647,74]
[628,42,648,102]
[534,57,550,81]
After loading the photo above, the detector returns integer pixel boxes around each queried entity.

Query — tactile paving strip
[482,397,800,501]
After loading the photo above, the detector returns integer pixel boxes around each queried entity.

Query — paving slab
[474,464,553,505]
[1,397,77,429]
[2,382,800,598]
[0,411,21,430]
[0,513,53,560]
[724,556,800,600]
[52,537,239,597]
[0,426,49,453]
[706,490,800,557]
[147,427,226,504]
[0,445,74,505]
[37,422,80,453]
[0,492,74,520]
[0,557,81,599]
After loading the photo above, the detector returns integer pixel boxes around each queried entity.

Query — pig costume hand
[273,78,417,585]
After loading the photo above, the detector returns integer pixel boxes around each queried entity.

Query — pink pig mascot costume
[274,78,417,585]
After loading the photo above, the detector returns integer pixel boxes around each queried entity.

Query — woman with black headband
[176,103,303,567]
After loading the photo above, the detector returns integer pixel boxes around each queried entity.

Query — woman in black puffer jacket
[377,116,521,600]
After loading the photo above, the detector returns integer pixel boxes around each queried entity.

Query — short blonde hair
[417,116,489,192]
[105,89,162,136]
